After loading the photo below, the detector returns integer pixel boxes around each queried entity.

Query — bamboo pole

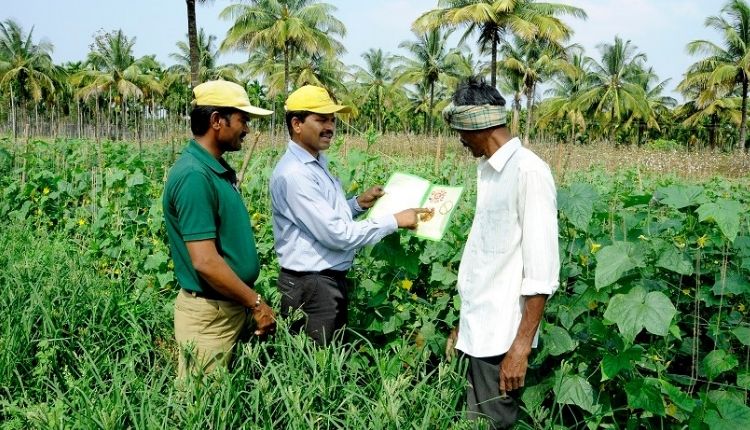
[237,131,262,187]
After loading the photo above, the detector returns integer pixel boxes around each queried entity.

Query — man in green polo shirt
[163,80,276,379]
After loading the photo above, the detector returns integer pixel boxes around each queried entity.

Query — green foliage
[1,137,749,428]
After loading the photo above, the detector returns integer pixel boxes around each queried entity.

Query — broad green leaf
[712,273,750,296]
[732,327,750,346]
[156,272,174,289]
[603,287,676,343]
[601,346,643,381]
[737,372,750,390]
[522,381,551,412]
[554,373,595,413]
[705,398,750,430]
[660,380,695,413]
[430,263,457,286]
[361,279,383,294]
[656,246,693,275]
[558,183,598,232]
[594,242,646,289]
[144,251,168,271]
[696,199,743,242]
[656,184,704,209]
[701,350,738,379]
[542,325,577,356]
[126,169,146,187]
[625,378,665,416]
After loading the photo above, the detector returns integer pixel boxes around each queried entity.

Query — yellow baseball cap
[192,80,273,117]
[285,85,351,114]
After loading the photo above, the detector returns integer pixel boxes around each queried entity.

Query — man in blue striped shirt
[270,85,429,345]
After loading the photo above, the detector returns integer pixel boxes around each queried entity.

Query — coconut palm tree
[184,0,214,88]
[412,0,586,88]
[220,0,346,99]
[352,49,397,132]
[537,46,592,143]
[0,19,61,139]
[396,28,463,134]
[500,36,569,145]
[685,0,750,150]
[576,36,651,142]
[169,28,242,84]
[72,30,163,140]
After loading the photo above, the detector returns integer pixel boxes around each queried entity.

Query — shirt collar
[485,137,521,173]
[185,140,229,175]
[287,140,328,166]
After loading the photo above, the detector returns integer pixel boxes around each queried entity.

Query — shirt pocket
[479,205,512,254]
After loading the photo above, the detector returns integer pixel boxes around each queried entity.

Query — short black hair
[452,76,506,107]
[285,110,314,136]
[190,106,238,136]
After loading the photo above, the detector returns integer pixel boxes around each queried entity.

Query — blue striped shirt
[270,141,398,271]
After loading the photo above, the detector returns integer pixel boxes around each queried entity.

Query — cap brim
[238,105,274,117]
[308,104,352,114]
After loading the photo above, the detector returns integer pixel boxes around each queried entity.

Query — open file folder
[367,172,463,241]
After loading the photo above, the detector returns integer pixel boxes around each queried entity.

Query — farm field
[0,135,748,429]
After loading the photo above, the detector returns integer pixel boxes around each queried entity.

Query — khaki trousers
[174,290,247,379]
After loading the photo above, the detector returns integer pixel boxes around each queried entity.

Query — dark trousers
[465,353,520,430]
[276,269,349,346]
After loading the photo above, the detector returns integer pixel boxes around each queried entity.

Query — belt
[281,267,349,279]
[181,288,229,301]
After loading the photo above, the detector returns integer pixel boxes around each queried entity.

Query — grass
[0,222,476,429]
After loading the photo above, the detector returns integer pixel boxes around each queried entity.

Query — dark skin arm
[186,240,275,336]
[499,294,548,392]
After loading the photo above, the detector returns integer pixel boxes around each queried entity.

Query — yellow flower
[251,212,262,224]
[696,234,709,248]
[411,293,418,301]
[590,242,602,254]
[348,181,359,193]
[400,279,413,291]
[738,303,746,313]
[78,218,86,226]
[43,187,50,195]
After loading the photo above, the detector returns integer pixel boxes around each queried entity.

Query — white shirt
[455,138,560,358]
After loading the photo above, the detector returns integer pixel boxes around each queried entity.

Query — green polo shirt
[163,140,260,294]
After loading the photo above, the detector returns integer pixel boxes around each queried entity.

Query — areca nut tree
[412,0,586,88]
[0,19,61,139]
[220,0,346,99]
[685,0,750,150]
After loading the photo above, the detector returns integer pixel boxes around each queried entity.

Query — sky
[2,0,724,97]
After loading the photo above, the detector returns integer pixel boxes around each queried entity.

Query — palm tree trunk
[512,92,521,136]
[740,76,748,151]
[491,32,497,88]
[710,113,718,150]
[186,0,200,88]
[523,83,535,146]
[10,85,17,143]
[284,43,290,100]
[429,82,435,135]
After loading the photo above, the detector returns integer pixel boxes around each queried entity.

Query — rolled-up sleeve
[518,167,560,296]
[279,174,397,251]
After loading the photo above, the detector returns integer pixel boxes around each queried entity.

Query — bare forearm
[508,294,548,355]
[194,256,259,308]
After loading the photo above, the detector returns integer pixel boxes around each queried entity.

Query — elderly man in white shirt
[442,76,560,429]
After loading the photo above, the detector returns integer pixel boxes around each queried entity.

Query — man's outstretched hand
[356,186,385,209]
